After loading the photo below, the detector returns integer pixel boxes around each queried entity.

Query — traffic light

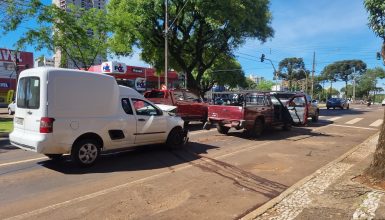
[260,54,265,62]
[377,52,381,60]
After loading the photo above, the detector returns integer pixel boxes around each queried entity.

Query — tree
[277,57,307,91]
[364,0,385,65]
[243,78,258,90]
[320,64,338,98]
[256,80,275,91]
[1,1,109,70]
[201,55,246,96]
[108,0,273,96]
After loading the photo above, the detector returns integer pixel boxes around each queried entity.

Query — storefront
[0,48,34,106]
[88,62,181,92]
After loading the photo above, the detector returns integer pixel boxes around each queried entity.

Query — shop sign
[132,68,144,73]
[0,82,9,88]
[101,61,127,74]
[135,78,146,91]
[0,49,22,62]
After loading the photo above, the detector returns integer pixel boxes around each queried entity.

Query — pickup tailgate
[207,105,244,121]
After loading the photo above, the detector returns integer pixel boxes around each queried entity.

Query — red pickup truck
[203,92,308,137]
[144,89,208,124]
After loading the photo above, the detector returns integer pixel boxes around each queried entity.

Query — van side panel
[48,70,119,117]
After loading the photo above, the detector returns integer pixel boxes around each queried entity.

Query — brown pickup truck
[203,92,308,137]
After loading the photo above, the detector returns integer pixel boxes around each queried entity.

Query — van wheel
[45,154,63,160]
[251,118,264,137]
[217,125,230,134]
[71,139,100,167]
[166,127,185,149]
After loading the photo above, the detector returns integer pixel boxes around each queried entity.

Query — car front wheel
[8,108,13,115]
[71,139,101,167]
[312,110,319,122]
[166,127,185,149]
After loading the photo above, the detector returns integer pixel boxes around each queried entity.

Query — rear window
[17,77,40,109]
[275,93,296,100]
[144,91,165,98]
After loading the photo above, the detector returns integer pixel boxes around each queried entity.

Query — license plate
[15,117,24,125]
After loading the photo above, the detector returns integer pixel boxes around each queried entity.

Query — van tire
[45,154,63,160]
[71,139,101,167]
[166,127,185,149]
[217,125,230,134]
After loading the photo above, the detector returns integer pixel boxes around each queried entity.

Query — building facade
[0,48,34,106]
[52,0,106,68]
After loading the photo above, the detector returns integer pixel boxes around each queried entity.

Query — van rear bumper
[9,130,70,154]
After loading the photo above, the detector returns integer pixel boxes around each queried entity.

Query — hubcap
[78,143,98,164]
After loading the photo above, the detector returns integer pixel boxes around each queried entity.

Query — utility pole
[164,0,168,89]
[352,67,356,101]
[311,51,315,97]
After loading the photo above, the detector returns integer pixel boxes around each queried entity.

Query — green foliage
[277,57,307,90]
[108,0,274,95]
[1,1,109,70]
[243,78,258,90]
[256,80,275,91]
[364,0,385,64]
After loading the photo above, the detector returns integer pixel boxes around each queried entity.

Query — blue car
[326,98,349,110]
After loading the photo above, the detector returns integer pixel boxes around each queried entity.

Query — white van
[10,67,188,166]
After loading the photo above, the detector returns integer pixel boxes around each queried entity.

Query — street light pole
[352,67,356,102]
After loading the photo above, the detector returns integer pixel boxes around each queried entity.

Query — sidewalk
[243,132,385,220]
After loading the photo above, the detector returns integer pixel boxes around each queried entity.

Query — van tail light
[40,117,55,133]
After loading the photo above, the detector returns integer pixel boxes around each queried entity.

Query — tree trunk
[381,40,385,66]
[366,109,385,179]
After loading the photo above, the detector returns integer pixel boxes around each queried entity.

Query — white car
[7,101,15,115]
[10,67,188,167]
[382,99,385,106]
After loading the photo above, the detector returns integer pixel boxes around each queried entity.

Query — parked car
[10,67,188,167]
[7,101,15,115]
[381,99,385,106]
[326,98,349,109]
[144,89,208,125]
[271,92,320,122]
[203,91,308,137]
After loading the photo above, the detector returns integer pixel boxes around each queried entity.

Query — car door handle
[138,118,146,122]
[27,111,32,115]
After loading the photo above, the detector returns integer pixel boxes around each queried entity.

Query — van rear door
[14,76,45,134]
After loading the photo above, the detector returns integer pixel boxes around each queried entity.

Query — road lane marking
[330,124,378,130]
[328,117,342,121]
[345,118,363,125]
[0,157,47,168]
[5,140,277,220]
[369,119,383,127]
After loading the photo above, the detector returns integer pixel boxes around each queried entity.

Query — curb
[240,131,380,220]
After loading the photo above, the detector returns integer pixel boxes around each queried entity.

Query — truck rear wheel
[217,125,230,134]
[251,118,264,137]
[71,139,101,167]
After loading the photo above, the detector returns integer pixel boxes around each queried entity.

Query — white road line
[0,157,47,168]
[319,116,326,118]
[352,191,384,219]
[345,118,363,125]
[5,140,277,220]
[370,119,383,127]
[328,117,342,121]
[330,124,378,131]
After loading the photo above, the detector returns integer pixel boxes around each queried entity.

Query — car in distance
[10,67,188,167]
[8,101,15,115]
[326,98,349,109]
[382,99,385,106]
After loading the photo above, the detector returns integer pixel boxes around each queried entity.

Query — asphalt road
[0,104,383,219]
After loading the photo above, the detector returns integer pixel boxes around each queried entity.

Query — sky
[0,0,383,90]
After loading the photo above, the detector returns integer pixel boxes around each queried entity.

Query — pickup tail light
[40,117,55,133]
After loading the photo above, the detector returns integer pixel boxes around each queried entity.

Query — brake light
[40,117,55,133]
